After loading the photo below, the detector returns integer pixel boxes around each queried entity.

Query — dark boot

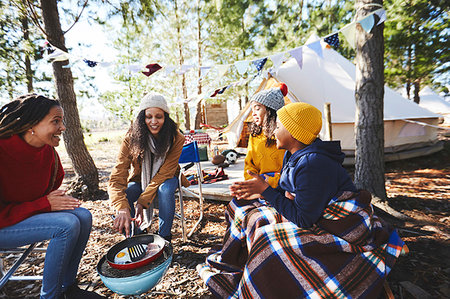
[60,284,106,299]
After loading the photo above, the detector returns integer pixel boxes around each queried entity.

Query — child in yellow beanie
[201,102,405,298]
[231,102,357,227]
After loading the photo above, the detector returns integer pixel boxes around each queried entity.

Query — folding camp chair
[177,141,204,242]
[0,242,46,289]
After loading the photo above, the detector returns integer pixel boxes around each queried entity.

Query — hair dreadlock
[249,106,278,147]
[127,110,178,161]
[0,94,61,139]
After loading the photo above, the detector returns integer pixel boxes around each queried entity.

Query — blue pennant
[83,59,98,68]
[324,33,340,49]
[252,57,268,72]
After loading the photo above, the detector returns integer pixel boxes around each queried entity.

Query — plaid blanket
[197,190,405,299]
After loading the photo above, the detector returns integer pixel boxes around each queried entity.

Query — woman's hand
[47,189,80,211]
[114,208,133,237]
[134,203,144,227]
[230,171,269,200]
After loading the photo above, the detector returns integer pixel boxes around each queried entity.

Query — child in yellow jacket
[244,83,287,189]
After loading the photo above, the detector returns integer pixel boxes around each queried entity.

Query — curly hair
[127,110,178,161]
[249,106,278,147]
[0,94,61,139]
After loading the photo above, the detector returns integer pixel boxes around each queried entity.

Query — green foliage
[384,0,449,94]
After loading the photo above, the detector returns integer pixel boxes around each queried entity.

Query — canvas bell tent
[418,86,450,126]
[225,39,443,165]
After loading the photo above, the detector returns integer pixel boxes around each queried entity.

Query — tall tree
[354,0,387,200]
[39,0,100,199]
[384,0,449,101]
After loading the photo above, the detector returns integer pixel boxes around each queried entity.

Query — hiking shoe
[60,284,106,299]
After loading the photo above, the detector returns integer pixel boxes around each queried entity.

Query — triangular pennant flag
[269,52,286,71]
[200,66,212,78]
[176,64,194,75]
[210,88,220,97]
[307,40,323,58]
[341,22,356,48]
[289,47,303,69]
[324,33,340,49]
[164,66,176,76]
[83,59,98,67]
[359,14,375,33]
[142,63,162,77]
[252,57,268,72]
[98,62,113,68]
[217,85,229,95]
[46,48,69,62]
[375,9,386,25]
[234,60,250,75]
[126,64,142,73]
[216,64,229,79]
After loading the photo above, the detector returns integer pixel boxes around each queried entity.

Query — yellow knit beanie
[277,102,322,145]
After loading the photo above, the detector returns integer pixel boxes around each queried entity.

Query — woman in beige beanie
[108,92,187,242]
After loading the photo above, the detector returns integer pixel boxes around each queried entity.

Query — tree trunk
[354,0,387,200]
[413,79,420,104]
[174,0,190,131]
[194,0,203,130]
[40,0,100,199]
[20,5,33,93]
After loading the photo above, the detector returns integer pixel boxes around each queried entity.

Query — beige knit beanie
[138,92,170,113]
[277,102,322,145]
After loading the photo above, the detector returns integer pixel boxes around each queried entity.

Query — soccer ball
[222,149,238,164]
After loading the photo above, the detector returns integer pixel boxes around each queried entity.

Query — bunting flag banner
[359,14,375,33]
[289,47,303,69]
[83,59,98,67]
[375,9,387,25]
[269,52,286,71]
[42,6,386,98]
[216,64,230,79]
[234,60,250,75]
[164,66,176,76]
[142,63,162,77]
[200,66,212,78]
[307,40,323,58]
[252,57,268,72]
[341,22,356,48]
[324,33,340,49]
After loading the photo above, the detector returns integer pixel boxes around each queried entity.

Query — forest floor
[1,130,449,298]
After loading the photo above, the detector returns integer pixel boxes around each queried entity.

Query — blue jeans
[126,177,178,238]
[0,207,92,299]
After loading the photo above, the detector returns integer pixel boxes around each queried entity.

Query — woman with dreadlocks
[234,83,287,200]
[0,94,104,299]
[108,92,187,242]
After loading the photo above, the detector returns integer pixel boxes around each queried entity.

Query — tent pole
[324,102,333,140]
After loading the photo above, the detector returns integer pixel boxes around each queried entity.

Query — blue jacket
[261,138,357,228]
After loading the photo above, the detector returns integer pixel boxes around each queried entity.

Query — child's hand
[230,171,269,200]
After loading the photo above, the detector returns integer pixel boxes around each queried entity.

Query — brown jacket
[108,130,189,211]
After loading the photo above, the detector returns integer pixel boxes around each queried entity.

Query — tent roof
[274,40,440,123]
[418,86,450,115]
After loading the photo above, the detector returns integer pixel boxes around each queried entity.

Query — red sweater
[0,135,64,228]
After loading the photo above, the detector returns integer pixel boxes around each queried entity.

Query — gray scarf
[140,135,169,229]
